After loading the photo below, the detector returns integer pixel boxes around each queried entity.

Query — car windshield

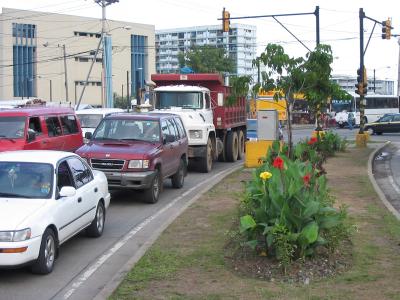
[93,119,161,142]
[0,116,26,139]
[378,115,393,122]
[155,91,203,109]
[77,114,103,128]
[0,162,53,199]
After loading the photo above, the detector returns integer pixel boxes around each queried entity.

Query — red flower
[303,174,311,186]
[272,156,284,170]
[308,137,318,145]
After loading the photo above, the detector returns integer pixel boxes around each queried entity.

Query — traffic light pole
[359,8,366,134]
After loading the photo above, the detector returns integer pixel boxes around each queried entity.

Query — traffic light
[355,67,368,95]
[222,8,230,32]
[382,18,392,40]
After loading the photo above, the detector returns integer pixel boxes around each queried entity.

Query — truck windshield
[93,119,161,142]
[77,114,103,128]
[155,91,203,109]
[0,116,26,139]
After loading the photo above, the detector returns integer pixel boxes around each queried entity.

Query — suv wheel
[144,169,161,204]
[171,158,185,188]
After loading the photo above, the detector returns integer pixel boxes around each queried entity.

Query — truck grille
[91,159,125,170]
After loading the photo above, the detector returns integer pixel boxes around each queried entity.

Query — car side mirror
[27,130,36,142]
[164,134,175,144]
[59,186,76,197]
[85,132,93,140]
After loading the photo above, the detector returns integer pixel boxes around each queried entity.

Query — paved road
[286,127,400,144]
[372,142,400,213]
[0,160,242,300]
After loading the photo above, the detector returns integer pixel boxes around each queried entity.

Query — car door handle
[94,187,98,193]
[77,197,82,203]
[170,145,174,149]
[42,140,48,144]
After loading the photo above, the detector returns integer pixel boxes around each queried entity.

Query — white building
[156,24,257,79]
[332,74,395,95]
[0,7,155,106]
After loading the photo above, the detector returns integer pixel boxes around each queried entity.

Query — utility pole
[62,44,69,103]
[373,69,376,93]
[398,38,400,103]
[50,79,53,102]
[126,70,130,111]
[95,0,119,107]
[359,8,366,134]
[315,5,320,46]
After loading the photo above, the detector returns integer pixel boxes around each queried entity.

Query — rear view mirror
[85,132,93,140]
[59,186,76,197]
[27,130,36,142]
[163,134,175,144]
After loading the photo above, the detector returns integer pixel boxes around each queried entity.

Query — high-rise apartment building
[156,24,257,79]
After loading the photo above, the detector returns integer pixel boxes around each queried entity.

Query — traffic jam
[0,73,247,274]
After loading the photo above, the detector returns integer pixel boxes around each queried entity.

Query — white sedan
[0,151,110,274]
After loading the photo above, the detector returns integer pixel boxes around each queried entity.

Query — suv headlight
[189,130,203,139]
[128,160,149,169]
[0,228,31,242]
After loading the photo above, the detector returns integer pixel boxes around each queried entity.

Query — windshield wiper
[0,192,26,198]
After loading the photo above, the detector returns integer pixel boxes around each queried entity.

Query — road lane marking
[63,163,241,299]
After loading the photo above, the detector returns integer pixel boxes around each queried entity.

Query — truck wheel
[237,130,245,160]
[218,135,227,162]
[199,137,213,173]
[144,169,161,204]
[171,158,185,188]
[226,131,238,162]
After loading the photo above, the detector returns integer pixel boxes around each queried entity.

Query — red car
[0,107,83,152]
[76,113,188,203]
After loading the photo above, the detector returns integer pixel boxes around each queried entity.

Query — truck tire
[199,137,213,173]
[237,130,245,160]
[226,131,238,162]
[218,135,227,162]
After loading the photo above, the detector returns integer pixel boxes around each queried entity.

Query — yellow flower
[259,171,272,181]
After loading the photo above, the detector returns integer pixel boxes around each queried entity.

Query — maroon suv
[76,113,188,203]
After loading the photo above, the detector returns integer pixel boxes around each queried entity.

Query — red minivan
[0,107,83,152]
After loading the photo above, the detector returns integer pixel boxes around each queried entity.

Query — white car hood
[0,198,47,230]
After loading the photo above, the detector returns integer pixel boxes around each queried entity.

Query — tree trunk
[287,100,293,159]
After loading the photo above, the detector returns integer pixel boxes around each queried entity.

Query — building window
[12,23,37,97]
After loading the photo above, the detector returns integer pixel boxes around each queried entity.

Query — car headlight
[128,160,149,169]
[189,130,203,139]
[0,228,31,242]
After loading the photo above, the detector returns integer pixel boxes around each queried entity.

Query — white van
[76,108,124,138]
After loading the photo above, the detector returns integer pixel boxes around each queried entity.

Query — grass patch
[110,148,400,299]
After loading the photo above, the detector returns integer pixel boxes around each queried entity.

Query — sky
[1,0,399,87]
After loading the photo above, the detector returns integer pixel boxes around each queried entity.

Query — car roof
[105,112,179,121]
[75,108,124,115]
[0,150,78,165]
[0,106,75,117]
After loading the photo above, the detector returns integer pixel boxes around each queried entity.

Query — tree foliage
[252,43,350,156]
[178,45,235,74]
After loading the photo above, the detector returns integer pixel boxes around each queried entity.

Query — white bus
[332,94,399,127]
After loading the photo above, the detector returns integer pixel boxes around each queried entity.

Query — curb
[367,141,400,221]
[93,163,243,300]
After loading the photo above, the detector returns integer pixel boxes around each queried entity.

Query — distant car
[76,108,124,139]
[0,151,110,274]
[76,113,188,204]
[365,113,400,135]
